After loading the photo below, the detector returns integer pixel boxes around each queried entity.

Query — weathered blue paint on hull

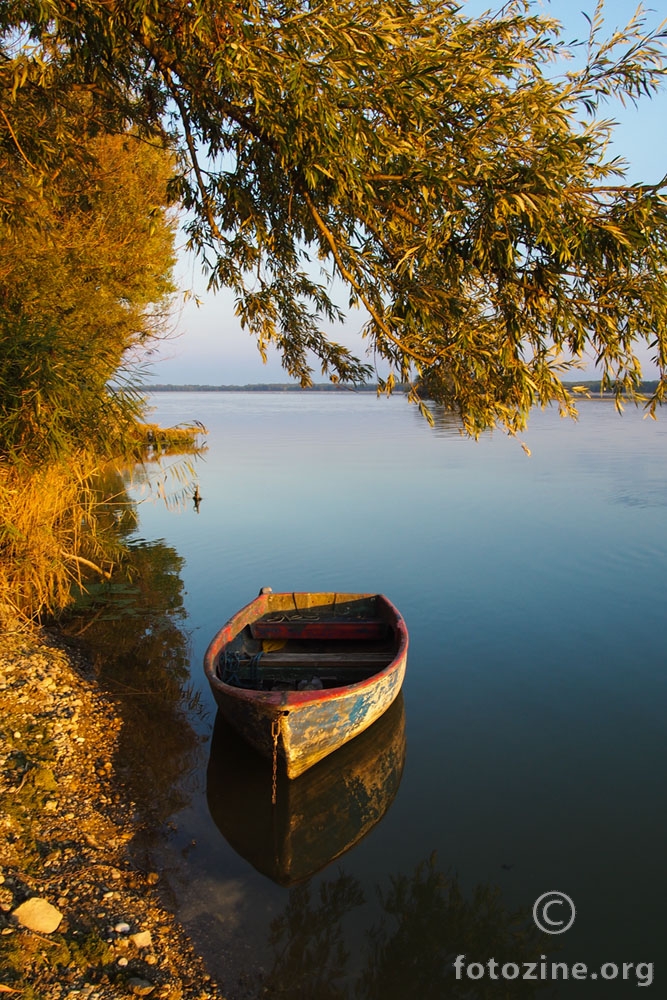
[204,591,409,779]
[279,660,406,777]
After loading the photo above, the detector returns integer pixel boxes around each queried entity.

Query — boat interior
[216,597,400,692]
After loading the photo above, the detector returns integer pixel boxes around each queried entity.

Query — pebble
[117,957,129,967]
[128,979,155,996]
[131,930,152,949]
[13,897,63,934]
[115,921,131,934]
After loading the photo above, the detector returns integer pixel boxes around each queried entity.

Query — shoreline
[0,630,224,1000]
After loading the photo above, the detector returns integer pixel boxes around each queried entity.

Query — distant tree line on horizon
[141,382,407,393]
[142,380,663,396]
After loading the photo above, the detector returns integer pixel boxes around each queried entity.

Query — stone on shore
[131,929,153,949]
[128,978,155,996]
[13,897,63,934]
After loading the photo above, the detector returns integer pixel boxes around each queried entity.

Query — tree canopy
[2,0,667,433]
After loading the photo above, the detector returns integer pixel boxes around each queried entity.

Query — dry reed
[0,458,129,629]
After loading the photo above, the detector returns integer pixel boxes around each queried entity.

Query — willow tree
[2,0,667,435]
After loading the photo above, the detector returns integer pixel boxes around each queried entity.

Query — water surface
[115,392,667,997]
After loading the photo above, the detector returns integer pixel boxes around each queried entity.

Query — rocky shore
[0,631,224,1000]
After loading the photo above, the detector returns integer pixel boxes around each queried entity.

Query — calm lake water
[104,392,667,997]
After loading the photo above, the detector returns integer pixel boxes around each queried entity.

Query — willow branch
[0,108,36,170]
[301,189,440,367]
[162,73,224,242]
[136,29,275,148]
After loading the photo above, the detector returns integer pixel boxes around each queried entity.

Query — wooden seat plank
[250,620,390,641]
[251,650,390,668]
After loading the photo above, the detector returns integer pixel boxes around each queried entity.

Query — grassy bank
[0,422,205,629]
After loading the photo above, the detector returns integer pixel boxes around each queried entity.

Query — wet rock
[13,897,63,934]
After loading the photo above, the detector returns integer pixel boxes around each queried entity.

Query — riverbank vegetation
[0,86,202,626]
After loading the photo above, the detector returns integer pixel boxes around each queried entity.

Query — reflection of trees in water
[358,855,553,999]
[258,858,555,1000]
[262,875,365,1000]
[407,398,466,438]
[63,470,203,832]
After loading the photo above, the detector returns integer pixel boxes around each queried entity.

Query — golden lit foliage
[0,96,180,624]
[3,0,666,433]
[0,125,178,464]
[0,459,129,627]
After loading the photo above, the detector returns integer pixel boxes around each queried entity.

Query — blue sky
[143,0,667,385]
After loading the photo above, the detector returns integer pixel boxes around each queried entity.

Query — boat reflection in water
[206,693,406,886]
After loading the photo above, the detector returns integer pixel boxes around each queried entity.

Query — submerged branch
[60,551,113,580]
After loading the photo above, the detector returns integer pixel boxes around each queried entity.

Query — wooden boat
[203,589,408,778]
[206,693,406,885]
